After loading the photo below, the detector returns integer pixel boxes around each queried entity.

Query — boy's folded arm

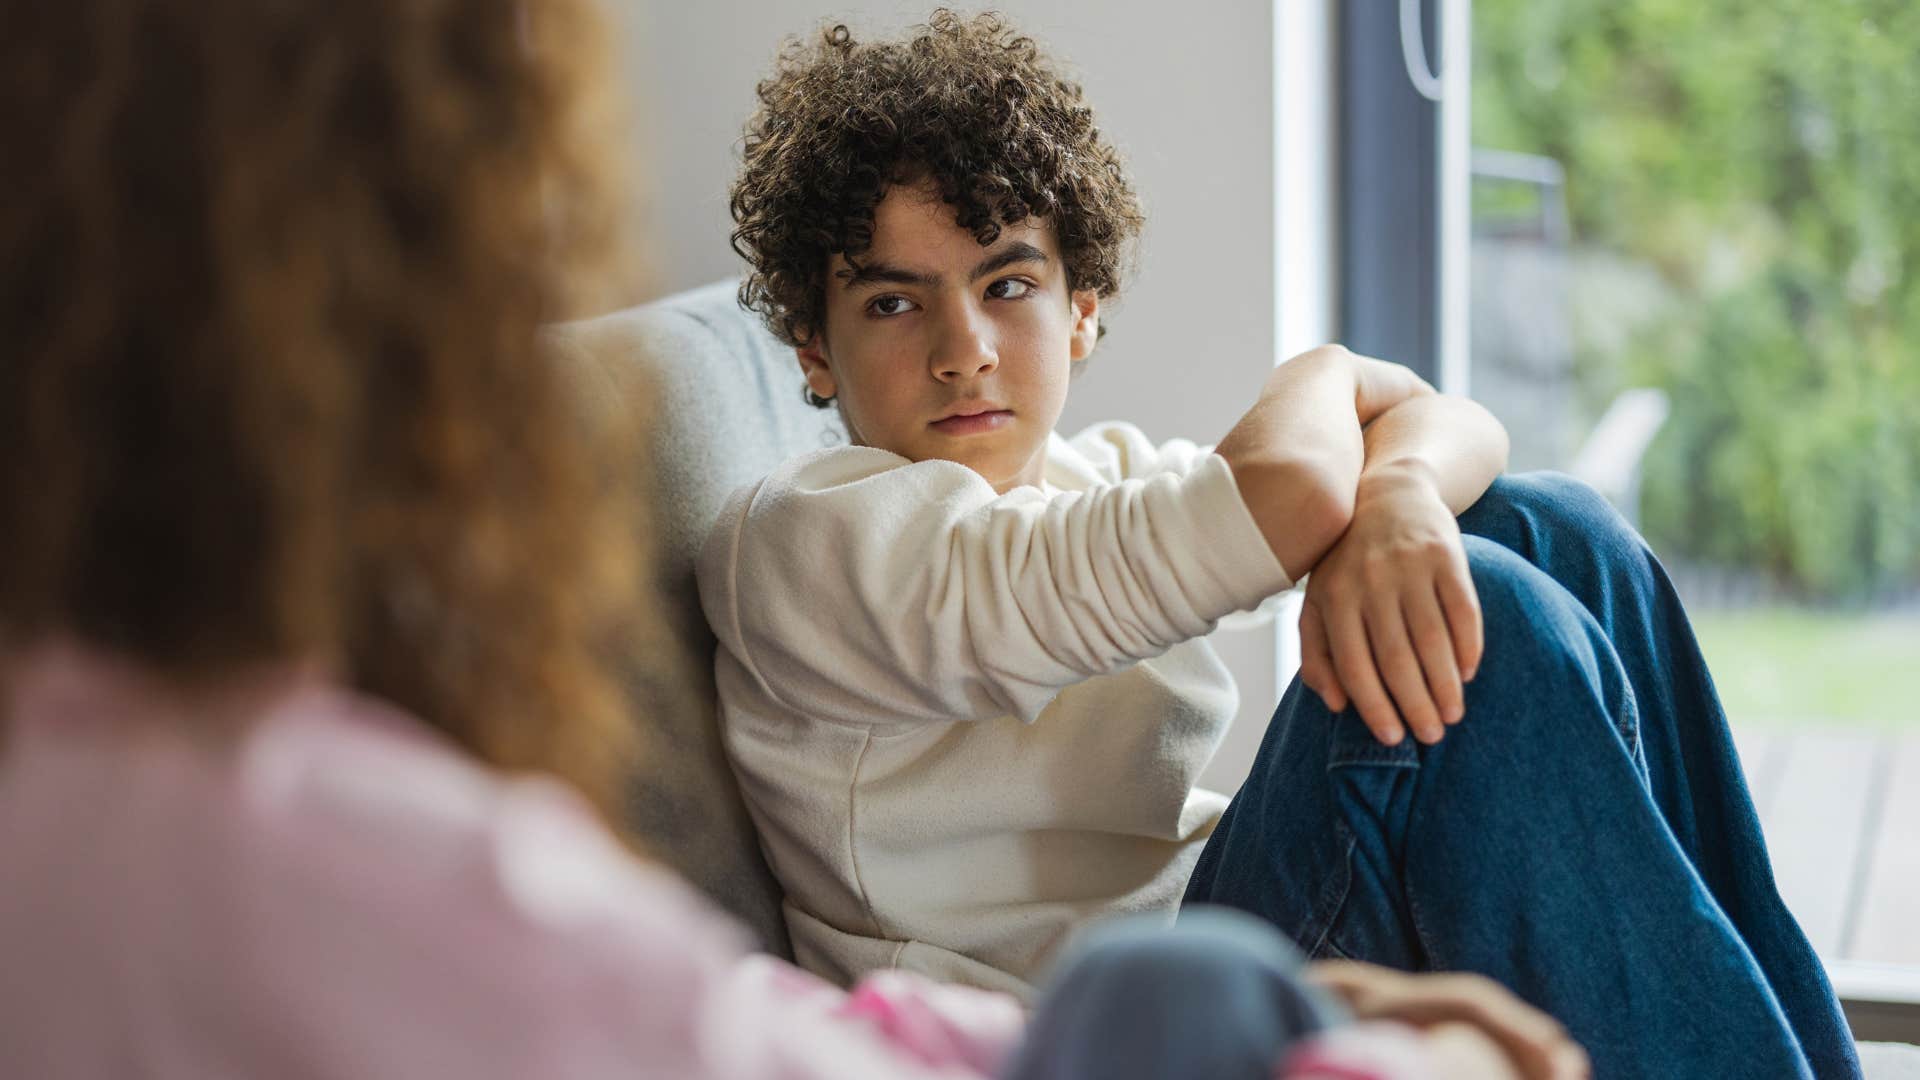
[1214,345,1376,580]
[1212,342,1482,582]
[697,447,1291,727]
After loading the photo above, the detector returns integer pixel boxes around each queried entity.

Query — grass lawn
[1690,608,1920,729]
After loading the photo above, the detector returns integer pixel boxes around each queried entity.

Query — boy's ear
[1068,290,1101,363]
[796,338,838,401]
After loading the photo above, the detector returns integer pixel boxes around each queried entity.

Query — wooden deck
[1731,727,1920,1042]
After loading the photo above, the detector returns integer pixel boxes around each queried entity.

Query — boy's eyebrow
[837,260,936,289]
[968,241,1049,281]
[837,241,1050,290]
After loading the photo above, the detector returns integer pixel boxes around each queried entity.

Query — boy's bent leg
[1185,537,1817,1080]
[1001,908,1342,1080]
[1456,473,1858,1078]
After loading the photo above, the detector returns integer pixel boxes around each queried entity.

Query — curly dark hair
[729,8,1144,357]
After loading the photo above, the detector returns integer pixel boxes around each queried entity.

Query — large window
[1469,1,1920,729]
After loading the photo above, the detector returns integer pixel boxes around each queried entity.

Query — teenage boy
[701,12,1860,1079]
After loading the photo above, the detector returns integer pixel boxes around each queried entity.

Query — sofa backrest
[543,280,844,956]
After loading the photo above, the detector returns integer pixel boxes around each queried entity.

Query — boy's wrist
[1356,458,1443,507]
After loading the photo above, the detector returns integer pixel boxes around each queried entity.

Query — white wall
[612,0,1314,790]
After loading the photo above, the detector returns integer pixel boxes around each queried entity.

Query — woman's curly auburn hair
[0,0,648,825]
[729,9,1145,358]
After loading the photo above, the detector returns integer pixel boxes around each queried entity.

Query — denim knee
[1465,533,1580,632]
[1482,470,1619,527]
[1459,472,1667,626]
[1469,471,1645,556]
[1459,534,1643,753]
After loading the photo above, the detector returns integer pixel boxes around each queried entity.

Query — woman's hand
[1296,461,1482,746]
[1307,960,1591,1080]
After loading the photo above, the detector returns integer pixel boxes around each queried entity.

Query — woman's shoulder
[244,686,744,959]
[237,689,762,1074]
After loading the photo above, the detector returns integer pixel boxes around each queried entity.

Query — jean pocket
[1325,711,1422,771]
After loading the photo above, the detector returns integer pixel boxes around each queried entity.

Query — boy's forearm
[1357,394,1510,515]
[1215,348,1366,581]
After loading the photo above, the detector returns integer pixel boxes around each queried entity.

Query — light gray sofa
[543,280,841,958]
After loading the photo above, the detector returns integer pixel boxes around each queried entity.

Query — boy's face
[799,180,1100,494]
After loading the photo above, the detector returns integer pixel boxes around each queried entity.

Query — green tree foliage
[1475,0,1920,597]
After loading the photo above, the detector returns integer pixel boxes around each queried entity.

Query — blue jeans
[1002,908,1343,1080]
[1183,472,1860,1080]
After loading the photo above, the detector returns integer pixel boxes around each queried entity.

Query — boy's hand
[1296,462,1482,746]
[1307,960,1591,1080]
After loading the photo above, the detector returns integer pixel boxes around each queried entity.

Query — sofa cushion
[544,280,844,955]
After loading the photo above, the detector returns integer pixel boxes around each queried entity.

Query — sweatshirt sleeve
[697,444,1292,726]
[1066,420,1304,631]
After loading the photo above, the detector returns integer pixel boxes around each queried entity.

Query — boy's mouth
[930,402,1012,436]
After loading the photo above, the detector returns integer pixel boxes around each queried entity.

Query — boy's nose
[931,321,998,382]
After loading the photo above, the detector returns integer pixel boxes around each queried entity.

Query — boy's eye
[867,294,918,317]
[986,278,1034,300]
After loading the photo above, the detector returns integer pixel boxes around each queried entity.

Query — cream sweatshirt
[696,422,1295,1000]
